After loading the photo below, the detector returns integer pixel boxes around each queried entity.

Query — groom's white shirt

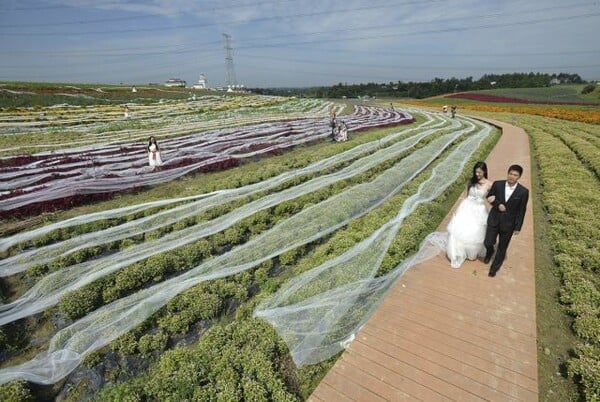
[505,181,517,201]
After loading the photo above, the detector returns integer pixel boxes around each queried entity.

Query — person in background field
[334,121,349,142]
[446,162,493,268]
[330,109,337,140]
[451,105,457,118]
[442,105,448,113]
[124,105,131,119]
[484,164,529,277]
[147,136,163,170]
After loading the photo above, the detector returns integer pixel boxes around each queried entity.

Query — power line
[2,0,597,40]
[231,2,598,48]
[0,0,444,36]
[2,2,596,56]
[237,54,600,71]
[235,12,600,50]
[0,0,299,27]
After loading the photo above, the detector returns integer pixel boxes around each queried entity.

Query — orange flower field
[404,101,600,124]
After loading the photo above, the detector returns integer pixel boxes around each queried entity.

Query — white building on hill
[193,74,207,89]
[164,78,186,87]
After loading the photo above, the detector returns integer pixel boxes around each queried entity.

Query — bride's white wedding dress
[446,185,489,268]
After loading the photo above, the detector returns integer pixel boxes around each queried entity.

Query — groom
[484,164,529,277]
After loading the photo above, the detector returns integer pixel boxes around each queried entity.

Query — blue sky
[1,0,599,87]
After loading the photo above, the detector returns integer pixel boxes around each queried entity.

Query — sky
[0,0,599,88]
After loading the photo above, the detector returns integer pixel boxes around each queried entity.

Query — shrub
[157,292,222,333]
[95,378,145,401]
[138,331,169,357]
[26,264,49,278]
[279,246,305,266]
[0,381,33,402]
[119,238,136,250]
[581,84,596,95]
[0,329,6,353]
[143,319,297,401]
[568,343,600,401]
[58,285,102,319]
[111,331,138,356]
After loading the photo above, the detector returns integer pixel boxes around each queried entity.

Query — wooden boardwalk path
[309,117,538,401]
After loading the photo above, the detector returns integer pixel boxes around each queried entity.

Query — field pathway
[309,116,538,401]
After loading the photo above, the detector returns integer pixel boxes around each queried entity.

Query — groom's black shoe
[488,266,499,277]
[483,254,493,264]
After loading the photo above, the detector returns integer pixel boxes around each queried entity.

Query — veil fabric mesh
[0,111,491,385]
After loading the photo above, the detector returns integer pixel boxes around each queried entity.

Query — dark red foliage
[0,189,134,220]
[0,155,45,168]
[199,157,239,173]
[446,92,598,106]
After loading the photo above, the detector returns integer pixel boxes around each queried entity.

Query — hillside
[445,84,600,105]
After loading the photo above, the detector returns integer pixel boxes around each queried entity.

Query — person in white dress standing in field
[446,161,494,268]
[147,136,163,170]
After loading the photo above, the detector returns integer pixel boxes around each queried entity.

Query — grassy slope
[473,85,593,102]
[443,84,600,105]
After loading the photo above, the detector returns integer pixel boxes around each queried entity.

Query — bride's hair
[147,136,159,152]
[468,161,488,190]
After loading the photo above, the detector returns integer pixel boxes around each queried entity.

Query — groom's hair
[508,164,523,176]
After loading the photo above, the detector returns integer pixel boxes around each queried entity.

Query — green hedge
[519,115,600,400]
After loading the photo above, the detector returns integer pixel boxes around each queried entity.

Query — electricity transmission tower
[222,33,237,88]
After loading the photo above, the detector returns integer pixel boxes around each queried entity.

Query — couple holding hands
[446,162,529,277]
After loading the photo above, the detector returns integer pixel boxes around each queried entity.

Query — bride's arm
[486,181,499,205]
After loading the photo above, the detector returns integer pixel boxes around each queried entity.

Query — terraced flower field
[0,102,499,400]
[1,99,413,218]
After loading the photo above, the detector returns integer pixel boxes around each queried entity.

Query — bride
[446,162,493,268]
[147,136,163,170]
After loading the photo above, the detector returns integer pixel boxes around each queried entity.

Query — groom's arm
[514,188,529,232]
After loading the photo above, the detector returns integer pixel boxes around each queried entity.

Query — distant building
[193,74,208,89]
[227,84,246,93]
[165,78,186,87]
[549,78,561,86]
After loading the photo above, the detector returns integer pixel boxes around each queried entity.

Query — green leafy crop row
[524,116,600,400]
[81,126,499,401]
[55,127,446,320]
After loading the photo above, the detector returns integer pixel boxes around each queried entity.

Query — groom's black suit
[484,180,529,274]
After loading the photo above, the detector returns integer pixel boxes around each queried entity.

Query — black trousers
[484,224,514,271]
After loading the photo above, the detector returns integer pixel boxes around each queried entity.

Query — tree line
[251,72,586,99]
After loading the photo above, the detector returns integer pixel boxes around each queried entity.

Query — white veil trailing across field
[0,111,434,275]
[254,125,491,367]
[0,114,450,325]
[0,112,491,386]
